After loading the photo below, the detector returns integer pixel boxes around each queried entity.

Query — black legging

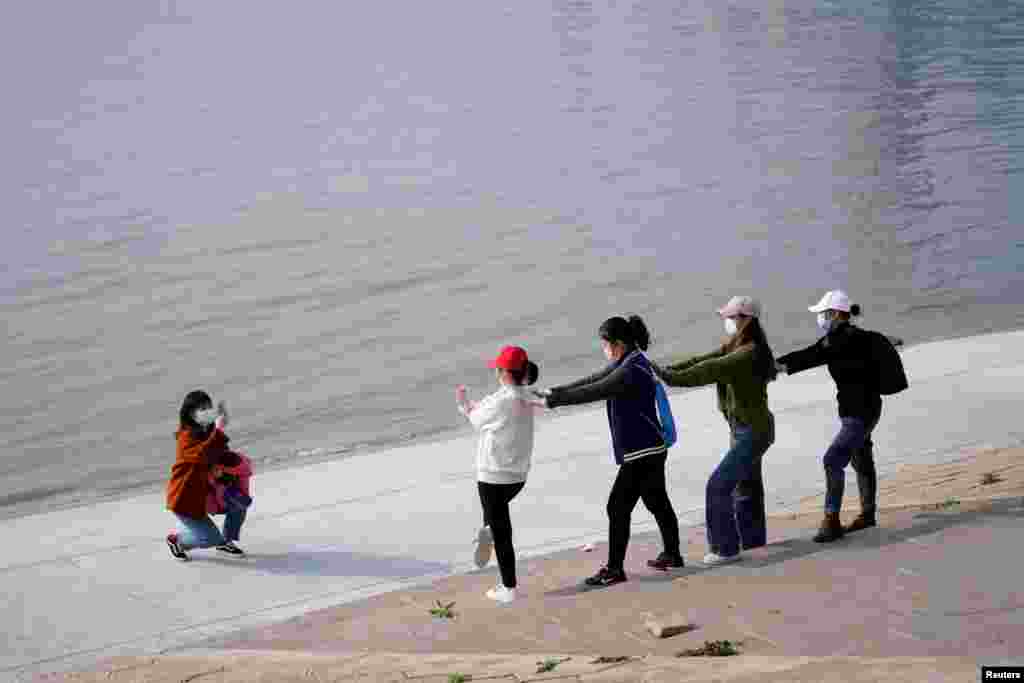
[478,481,525,588]
[607,451,680,571]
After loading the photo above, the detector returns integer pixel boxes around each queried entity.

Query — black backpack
[864,329,908,395]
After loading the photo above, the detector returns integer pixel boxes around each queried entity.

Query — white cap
[808,290,853,313]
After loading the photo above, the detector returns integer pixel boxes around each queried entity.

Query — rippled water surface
[2,0,1022,517]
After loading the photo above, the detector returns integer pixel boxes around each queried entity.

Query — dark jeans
[221,487,252,542]
[607,452,680,571]
[706,419,775,557]
[823,413,880,513]
[478,481,525,588]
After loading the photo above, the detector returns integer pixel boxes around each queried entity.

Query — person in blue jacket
[536,315,683,587]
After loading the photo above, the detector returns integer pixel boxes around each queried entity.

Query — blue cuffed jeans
[706,418,775,557]
[174,489,250,549]
[823,414,880,514]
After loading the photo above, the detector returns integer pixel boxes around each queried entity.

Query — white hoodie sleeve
[465,392,506,431]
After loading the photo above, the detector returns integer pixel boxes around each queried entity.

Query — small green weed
[536,656,571,673]
[448,674,469,683]
[429,600,456,619]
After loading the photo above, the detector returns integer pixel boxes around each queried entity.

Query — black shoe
[584,566,628,587]
[166,534,190,562]
[647,552,685,570]
[216,541,245,556]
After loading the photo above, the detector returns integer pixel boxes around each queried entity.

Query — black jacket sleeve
[547,361,632,408]
[777,338,828,375]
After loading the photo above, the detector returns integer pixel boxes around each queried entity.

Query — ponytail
[599,314,652,351]
[850,304,862,317]
[627,315,651,351]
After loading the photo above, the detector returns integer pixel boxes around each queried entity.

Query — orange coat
[167,427,231,519]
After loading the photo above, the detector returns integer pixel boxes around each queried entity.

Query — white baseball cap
[808,290,853,313]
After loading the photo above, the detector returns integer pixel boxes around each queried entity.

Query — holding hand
[527,390,550,409]
[455,385,467,403]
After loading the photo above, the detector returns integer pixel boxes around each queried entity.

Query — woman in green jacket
[654,296,776,566]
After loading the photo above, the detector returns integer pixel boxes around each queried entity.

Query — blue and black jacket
[547,350,667,465]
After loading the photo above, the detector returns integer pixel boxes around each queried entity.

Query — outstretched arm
[550,360,619,392]
[776,338,828,375]
[547,361,631,408]
[657,346,753,388]
[652,347,726,383]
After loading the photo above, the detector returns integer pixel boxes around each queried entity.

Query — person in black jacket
[776,290,881,542]
[534,315,683,587]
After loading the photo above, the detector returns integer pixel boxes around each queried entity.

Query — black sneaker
[166,534,190,562]
[216,541,245,556]
[584,566,628,587]
[647,552,685,570]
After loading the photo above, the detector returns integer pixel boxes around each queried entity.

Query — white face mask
[193,407,218,427]
[724,318,739,335]
[816,313,833,333]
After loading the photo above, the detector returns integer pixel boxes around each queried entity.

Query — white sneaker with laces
[485,584,517,603]
[702,552,742,567]
[473,526,493,568]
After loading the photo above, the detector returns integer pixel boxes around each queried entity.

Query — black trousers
[607,451,680,571]
[478,481,525,588]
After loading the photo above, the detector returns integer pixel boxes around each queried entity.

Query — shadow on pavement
[741,498,1024,570]
[190,549,452,578]
[544,498,1024,596]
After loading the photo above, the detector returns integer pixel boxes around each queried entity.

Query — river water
[2,0,1022,518]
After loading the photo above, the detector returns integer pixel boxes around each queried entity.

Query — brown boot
[845,510,877,533]
[813,512,845,543]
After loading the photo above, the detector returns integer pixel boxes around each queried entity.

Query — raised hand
[216,401,229,428]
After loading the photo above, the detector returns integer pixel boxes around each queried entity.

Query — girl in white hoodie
[456,345,539,604]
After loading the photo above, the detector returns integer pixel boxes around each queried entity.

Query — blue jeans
[174,489,249,549]
[706,419,775,557]
[823,414,880,513]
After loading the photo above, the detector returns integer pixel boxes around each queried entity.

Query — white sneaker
[486,584,517,603]
[702,552,742,567]
[474,526,493,569]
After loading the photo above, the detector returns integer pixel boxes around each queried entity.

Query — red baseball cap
[488,345,528,371]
